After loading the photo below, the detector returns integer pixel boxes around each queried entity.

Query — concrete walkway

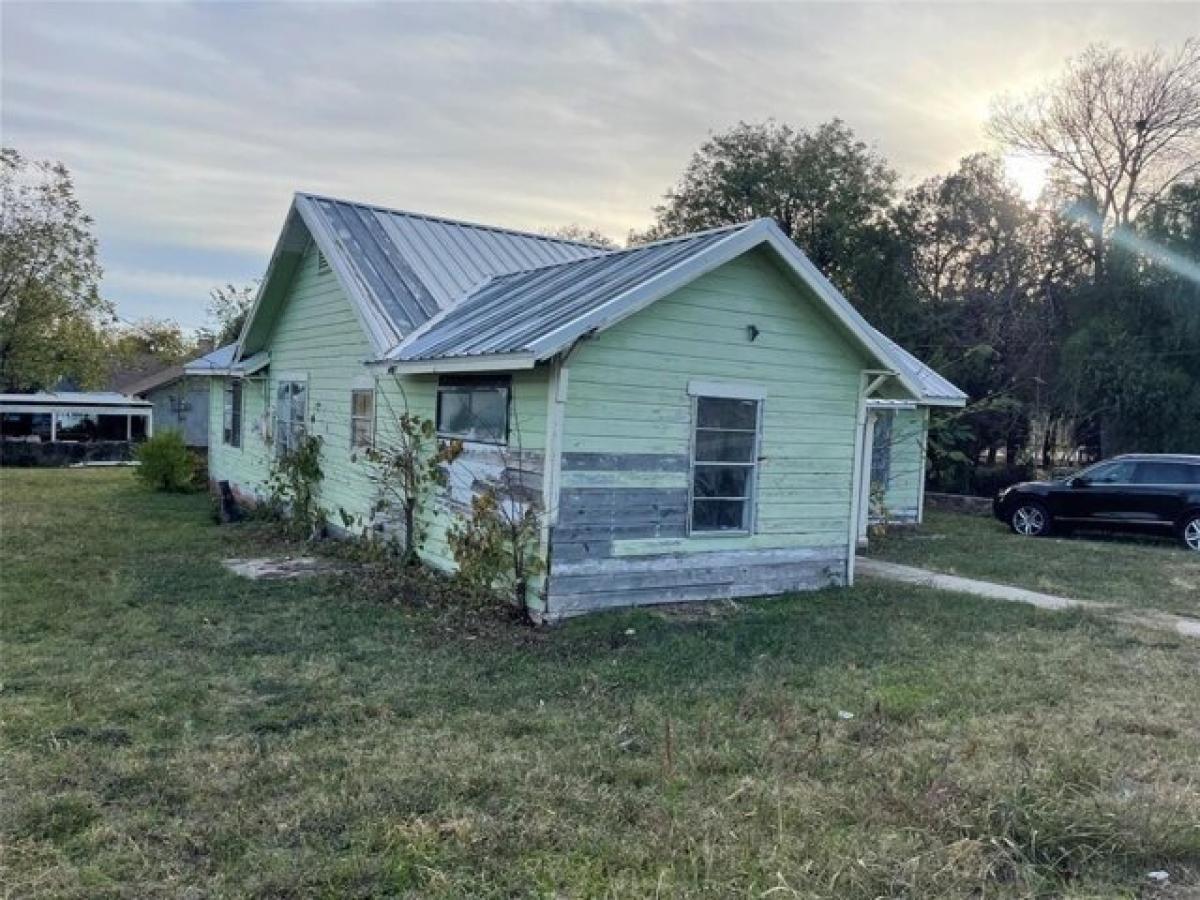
[858,557,1200,640]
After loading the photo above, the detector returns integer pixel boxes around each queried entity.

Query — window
[690,396,762,533]
[870,410,894,489]
[1134,461,1200,485]
[316,250,330,274]
[350,388,375,449]
[274,380,307,457]
[436,374,510,444]
[1081,460,1136,484]
[223,380,242,447]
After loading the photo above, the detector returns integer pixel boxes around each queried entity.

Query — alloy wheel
[1013,505,1046,536]
[1185,518,1200,551]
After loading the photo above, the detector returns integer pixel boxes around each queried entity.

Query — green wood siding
[206,241,549,574]
[558,248,869,552]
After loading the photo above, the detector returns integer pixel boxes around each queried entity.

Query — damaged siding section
[544,248,863,617]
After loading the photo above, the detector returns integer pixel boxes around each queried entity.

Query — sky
[1,2,1192,330]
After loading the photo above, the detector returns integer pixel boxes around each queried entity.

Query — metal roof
[293,193,607,347]
[0,392,151,409]
[392,223,748,363]
[183,344,237,373]
[868,329,967,406]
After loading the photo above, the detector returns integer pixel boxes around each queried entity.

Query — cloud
[1,2,1187,324]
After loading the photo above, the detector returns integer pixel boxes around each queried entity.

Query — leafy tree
[205,282,258,345]
[0,148,113,390]
[638,119,896,284]
[990,40,1200,276]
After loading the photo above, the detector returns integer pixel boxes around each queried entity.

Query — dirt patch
[223,556,343,580]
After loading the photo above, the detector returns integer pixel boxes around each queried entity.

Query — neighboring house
[0,392,153,466]
[125,345,240,449]
[204,193,965,618]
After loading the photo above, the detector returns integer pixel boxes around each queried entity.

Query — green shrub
[134,431,198,492]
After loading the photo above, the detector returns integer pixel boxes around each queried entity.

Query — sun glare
[1003,153,1049,203]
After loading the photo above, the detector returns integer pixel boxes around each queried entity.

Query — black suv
[993,454,1200,551]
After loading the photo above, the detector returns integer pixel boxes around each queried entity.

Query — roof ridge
[294,192,612,250]
[462,219,759,290]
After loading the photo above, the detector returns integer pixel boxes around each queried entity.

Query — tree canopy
[0,148,112,391]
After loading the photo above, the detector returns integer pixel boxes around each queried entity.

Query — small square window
[350,389,375,449]
[436,374,510,444]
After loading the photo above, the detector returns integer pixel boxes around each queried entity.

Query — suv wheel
[1182,513,1200,552]
[1010,502,1051,537]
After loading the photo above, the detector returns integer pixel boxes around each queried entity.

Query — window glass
[870,411,894,488]
[1134,461,1196,485]
[1083,460,1136,484]
[274,380,307,457]
[690,395,761,533]
[350,389,375,449]
[436,376,509,443]
[223,380,242,448]
[56,413,97,441]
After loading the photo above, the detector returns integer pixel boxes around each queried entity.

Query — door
[1059,459,1138,521]
[1128,461,1192,523]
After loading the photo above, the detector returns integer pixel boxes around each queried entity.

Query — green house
[207,194,965,618]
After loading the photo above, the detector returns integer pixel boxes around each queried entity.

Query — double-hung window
[690,394,762,533]
[274,380,307,457]
[350,388,375,449]
[436,374,510,444]
[223,379,242,448]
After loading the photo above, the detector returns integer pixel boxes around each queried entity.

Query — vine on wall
[266,433,326,540]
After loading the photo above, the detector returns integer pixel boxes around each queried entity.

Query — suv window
[1134,461,1200,485]
[1083,460,1136,484]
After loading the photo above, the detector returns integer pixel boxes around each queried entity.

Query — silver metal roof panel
[393,224,750,362]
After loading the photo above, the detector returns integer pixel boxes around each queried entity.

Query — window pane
[352,390,373,417]
[697,397,758,430]
[351,418,372,447]
[291,384,307,422]
[469,388,507,440]
[438,386,508,442]
[1135,462,1191,484]
[439,391,472,435]
[692,499,748,532]
[1088,461,1134,484]
[693,464,752,498]
[695,429,756,462]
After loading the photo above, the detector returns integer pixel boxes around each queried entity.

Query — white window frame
[686,386,764,536]
[349,387,375,450]
[274,378,308,458]
[223,379,242,448]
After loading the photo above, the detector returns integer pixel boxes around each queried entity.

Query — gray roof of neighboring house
[868,329,968,405]
[287,193,607,349]
[125,364,186,396]
[0,391,151,409]
[183,344,237,374]
[392,224,748,363]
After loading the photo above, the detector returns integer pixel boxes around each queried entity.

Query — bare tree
[989,40,1200,275]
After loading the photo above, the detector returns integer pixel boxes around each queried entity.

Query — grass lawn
[867,509,1200,619]
[2,469,1199,898]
